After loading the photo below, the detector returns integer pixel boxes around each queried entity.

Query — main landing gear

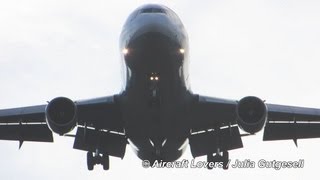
[207,151,229,170]
[87,151,110,171]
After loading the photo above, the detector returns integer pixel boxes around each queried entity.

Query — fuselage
[119,4,193,161]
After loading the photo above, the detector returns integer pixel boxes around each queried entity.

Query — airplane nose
[120,13,185,72]
[130,15,178,44]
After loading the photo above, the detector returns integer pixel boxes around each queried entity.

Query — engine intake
[45,97,77,135]
[236,96,267,134]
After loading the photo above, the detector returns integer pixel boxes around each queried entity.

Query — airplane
[1,3,320,171]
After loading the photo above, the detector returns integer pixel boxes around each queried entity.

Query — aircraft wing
[188,95,242,158]
[263,104,320,143]
[0,95,126,158]
[73,96,126,158]
[0,105,53,146]
[188,95,320,157]
[76,96,124,132]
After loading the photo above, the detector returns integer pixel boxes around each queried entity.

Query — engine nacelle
[45,97,77,135]
[236,96,267,134]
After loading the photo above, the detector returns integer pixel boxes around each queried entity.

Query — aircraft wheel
[102,154,110,170]
[87,152,94,171]
[222,151,229,170]
[206,154,214,170]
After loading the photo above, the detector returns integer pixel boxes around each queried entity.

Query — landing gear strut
[207,151,229,170]
[87,151,110,171]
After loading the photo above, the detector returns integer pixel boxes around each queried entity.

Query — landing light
[179,48,185,54]
[150,76,159,81]
[122,48,129,55]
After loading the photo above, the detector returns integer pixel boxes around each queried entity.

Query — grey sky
[0,0,320,179]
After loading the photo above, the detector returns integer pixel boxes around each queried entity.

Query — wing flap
[264,104,320,141]
[0,124,53,142]
[0,105,53,143]
[189,126,243,158]
[263,122,320,141]
[73,127,127,158]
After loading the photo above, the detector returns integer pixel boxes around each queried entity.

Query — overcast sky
[1,0,320,179]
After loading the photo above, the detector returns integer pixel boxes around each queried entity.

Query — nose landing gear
[207,150,229,170]
[148,72,161,107]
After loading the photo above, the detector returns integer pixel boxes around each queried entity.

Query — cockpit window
[141,8,166,14]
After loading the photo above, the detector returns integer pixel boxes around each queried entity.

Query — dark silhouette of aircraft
[1,4,320,170]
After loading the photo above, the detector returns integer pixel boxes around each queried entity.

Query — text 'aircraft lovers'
[1,4,320,171]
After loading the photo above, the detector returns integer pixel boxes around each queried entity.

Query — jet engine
[236,96,267,134]
[45,97,77,135]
